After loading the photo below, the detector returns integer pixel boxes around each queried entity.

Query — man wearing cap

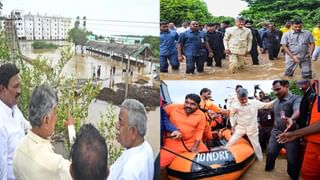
[281,19,315,78]
[277,80,320,180]
[223,17,253,73]
[245,20,263,65]
[206,23,224,67]
[160,21,180,73]
[178,20,213,74]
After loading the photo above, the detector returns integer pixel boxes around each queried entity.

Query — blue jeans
[185,55,205,74]
[160,52,179,72]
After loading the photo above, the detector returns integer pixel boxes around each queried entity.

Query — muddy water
[19,41,155,84]
[160,53,320,80]
[239,153,291,180]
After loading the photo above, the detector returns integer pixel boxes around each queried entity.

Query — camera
[254,85,260,90]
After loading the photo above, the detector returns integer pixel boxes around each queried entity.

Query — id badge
[267,114,271,120]
[201,38,204,43]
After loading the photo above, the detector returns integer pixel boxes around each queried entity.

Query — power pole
[124,55,131,99]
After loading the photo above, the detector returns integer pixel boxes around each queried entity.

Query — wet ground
[96,82,159,111]
[160,53,320,80]
[239,153,291,180]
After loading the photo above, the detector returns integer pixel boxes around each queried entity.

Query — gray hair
[237,88,248,98]
[28,84,58,127]
[121,99,147,137]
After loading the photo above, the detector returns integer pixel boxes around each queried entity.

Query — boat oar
[161,147,215,172]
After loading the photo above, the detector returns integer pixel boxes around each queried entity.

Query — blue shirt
[178,29,207,56]
[160,30,179,56]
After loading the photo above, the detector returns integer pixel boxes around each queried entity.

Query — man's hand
[292,55,300,63]
[282,117,293,133]
[170,130,181,139]
[208,52,214,58]
[191,146,198,153]
[276,131,297,144]
[178,55,184,62]
[64,111,75,127]
[231,127,236,134]
[225,49,231,55]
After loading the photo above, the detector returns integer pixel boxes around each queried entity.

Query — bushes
[31,40,58,49]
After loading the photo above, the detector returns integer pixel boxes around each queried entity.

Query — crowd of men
[0,63,154,180]
[160,18,320,78]
[161,80,320,179]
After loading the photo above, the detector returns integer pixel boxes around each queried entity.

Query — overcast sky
[2,0,159,36]
[164,80,274,106]
[204,0,248,18]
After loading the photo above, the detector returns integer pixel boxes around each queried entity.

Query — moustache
[16,93,20,98]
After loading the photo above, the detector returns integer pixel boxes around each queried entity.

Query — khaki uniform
[224,26,253,73]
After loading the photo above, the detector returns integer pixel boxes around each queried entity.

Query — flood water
[161,53,320,80]
[19,41,160,157]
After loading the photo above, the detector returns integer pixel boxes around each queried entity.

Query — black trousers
[250,46,259,64]
[265,129,300,180]
[267,47,280,60]
[207,53,223,67]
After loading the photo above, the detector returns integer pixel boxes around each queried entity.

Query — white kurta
[226,99,274,161]
[108,141,154,180]
[0,100,28,180]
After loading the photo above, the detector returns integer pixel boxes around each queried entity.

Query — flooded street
[20,41,155,86]
[161,53,320,80]
[19,41,160,158]
[239,153,291,180]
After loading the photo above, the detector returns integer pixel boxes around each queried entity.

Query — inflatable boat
[166,129,256,180]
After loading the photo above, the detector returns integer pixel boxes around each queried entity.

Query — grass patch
[32,40,58,50]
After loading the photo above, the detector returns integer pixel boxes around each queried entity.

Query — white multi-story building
[33,14,43,40]
[24,14,34,40]
[7,10,72,40]
[43,17,51,40]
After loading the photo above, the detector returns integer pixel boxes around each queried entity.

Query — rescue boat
[166,129,256,180]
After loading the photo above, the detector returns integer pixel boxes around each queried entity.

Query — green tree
[83,16,87,29]
[240,0,320,29]
[68,28,88,55]
[211,16,235,25]
[160,0,214,26]
[75,16,80,29]
[142,36,159,57]
[0,31,10,63]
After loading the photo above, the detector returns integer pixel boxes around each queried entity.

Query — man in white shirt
[13,84,76,180]
[108,99,154,180]
[223,17,253,73]
[225,88,274,161]
[0,63,30,180]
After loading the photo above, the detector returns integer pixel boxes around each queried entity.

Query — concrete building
[6,10,72,40]
[105,35,144,45]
